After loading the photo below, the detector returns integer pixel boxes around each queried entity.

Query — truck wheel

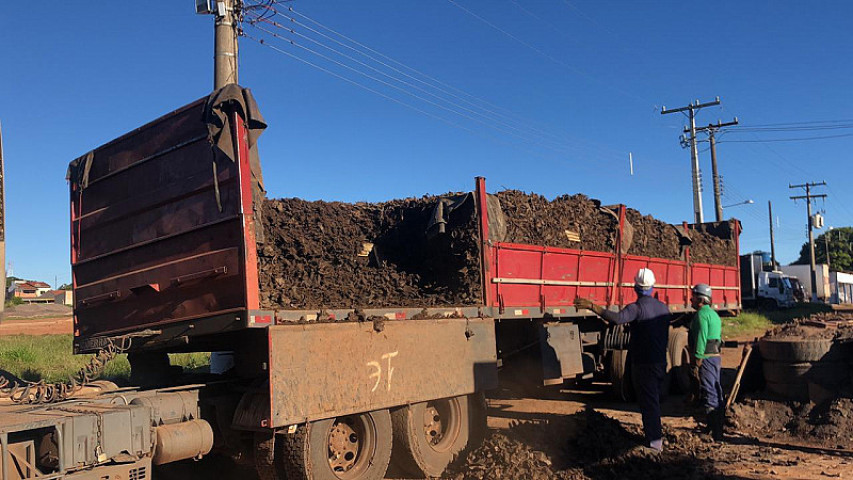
[667,328,691,394]
[390,396,469,478]
[609,349,634,402]
[279,409,393,480]
[254,432,286,480]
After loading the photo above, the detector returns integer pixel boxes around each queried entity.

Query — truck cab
[757,271,795,308]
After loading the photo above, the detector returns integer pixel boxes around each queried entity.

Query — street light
[722,199,754,208]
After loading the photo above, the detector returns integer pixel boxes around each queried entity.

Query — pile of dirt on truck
[257,190,738,310]
[258,194,481,309]
[495,190,737,265]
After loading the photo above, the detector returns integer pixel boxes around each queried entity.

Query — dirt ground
[3,303,72,319]
[157,339,851,479]
[0,304,73,336]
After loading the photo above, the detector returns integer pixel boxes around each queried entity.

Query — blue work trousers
[699,356,723,414]
[633,362,666,444]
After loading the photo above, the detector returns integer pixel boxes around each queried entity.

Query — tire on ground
[278,409,393,480]
[667,328,691,394]
[762,360,848,386]
[758,337,843,363]
[390,395,470,478]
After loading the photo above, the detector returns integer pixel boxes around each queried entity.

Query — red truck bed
[69,91,740,353]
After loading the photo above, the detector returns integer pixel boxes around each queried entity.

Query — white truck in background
[740,253,796,308]
[780,263,831,302]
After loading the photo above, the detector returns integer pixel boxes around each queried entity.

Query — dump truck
[0,86,741,480]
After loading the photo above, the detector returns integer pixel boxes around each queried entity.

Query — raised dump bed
[69,88,741,353]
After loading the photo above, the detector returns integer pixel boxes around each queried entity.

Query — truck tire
[667,328,691,394]
[254,432,286,480]
[279,409,393,480]
[758,337,843,362]
[389,396,469,478]
[609,349,634,402]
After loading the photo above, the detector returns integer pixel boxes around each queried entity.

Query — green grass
[0,335,209,384]
[721,303,834,340]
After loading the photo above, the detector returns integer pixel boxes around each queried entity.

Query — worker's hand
[574,297,595,310]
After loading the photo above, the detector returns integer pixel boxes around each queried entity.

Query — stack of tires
[758,335,851,402]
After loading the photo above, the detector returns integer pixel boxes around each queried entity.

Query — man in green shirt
[689,283,724,440]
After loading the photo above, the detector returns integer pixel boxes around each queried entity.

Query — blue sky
[1,1,852,286]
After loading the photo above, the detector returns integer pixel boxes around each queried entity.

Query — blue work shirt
[602,295,671,365]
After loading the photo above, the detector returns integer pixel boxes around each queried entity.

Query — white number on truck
[366,351,399,392]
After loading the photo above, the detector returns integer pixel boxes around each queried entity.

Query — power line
[720,132,853,143]
[444,0,648,104]
[241,32,621,175]
[252,2,630,161]
[247,20,579,153]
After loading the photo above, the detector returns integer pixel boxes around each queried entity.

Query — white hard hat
[634,268,656,290]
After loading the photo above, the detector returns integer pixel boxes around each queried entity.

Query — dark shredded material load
[257,190,738,310]
[257,195,481,309]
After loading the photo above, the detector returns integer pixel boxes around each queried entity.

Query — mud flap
[539,322,584,386]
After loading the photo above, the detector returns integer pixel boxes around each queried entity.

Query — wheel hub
[328,419,359,473]
[423,405,444,446]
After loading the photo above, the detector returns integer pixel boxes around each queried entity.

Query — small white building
[831,271,853,304]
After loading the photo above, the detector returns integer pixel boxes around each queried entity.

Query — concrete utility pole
[768,200,777,269]
[691,119,739,222]
[0,122,5,318]
[214,0,239,89]
[790,181,827,302]
[661,98,721,224]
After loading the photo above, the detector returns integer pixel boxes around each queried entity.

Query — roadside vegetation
[0,335,209,383]
[722,302,833,339]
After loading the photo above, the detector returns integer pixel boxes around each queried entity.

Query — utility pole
[661,97,721,224]
[790,181,827,302]
[768,200,777,269]
[0,122,5,318]
[824,228,832,268]
[691,119,739,222]
[212,0,240,89]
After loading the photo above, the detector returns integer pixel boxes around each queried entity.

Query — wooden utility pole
[691,119,739,222]
[214,0,239,89]
[662,98,721,224]
[790,182,827,302]
[768,201,777,269]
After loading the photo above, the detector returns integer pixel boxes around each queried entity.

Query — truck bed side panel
[267,318,497,428]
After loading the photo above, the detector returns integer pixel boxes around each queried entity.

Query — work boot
[710,409,724,441]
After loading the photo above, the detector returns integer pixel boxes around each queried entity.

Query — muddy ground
[158,337,851,480]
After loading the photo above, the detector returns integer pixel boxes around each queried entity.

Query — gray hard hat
[692,283,712,301]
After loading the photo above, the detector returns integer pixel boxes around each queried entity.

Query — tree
[792,226,853,271]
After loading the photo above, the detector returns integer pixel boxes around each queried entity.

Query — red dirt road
[0,316,73,336]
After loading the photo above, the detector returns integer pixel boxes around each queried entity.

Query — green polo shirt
[689,304,722,359]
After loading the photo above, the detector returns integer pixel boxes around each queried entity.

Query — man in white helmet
[575,267,671,452]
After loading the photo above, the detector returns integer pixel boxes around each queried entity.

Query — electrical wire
[444,0,649,105]
[267,3,631,161]
[245,14,589,155]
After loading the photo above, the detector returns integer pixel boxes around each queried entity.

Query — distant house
[54,290,73,306]
[9,281,55,303]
